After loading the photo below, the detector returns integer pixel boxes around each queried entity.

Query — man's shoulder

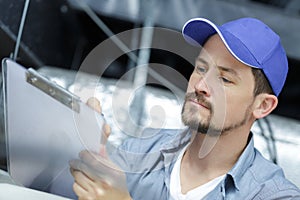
[250,175,300,199]
[250,149,284,179]
[246,150,300,198]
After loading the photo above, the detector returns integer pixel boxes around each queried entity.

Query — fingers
[78,150,97,164]
[73,182,89,199]
[76,151,112,170]
[71,169,95,192]
[86,97,111,140]
[73,178,128,200]
[70,156,108,183]
[103,124,111,139]
[69,158,98,181]
[72,172,106,200]
[70,158,129,199]
[69,158,85,171]
[71,151,123,183]
[86,97,102,113]
[99,145,107,158]
[78,150,114,168]
[70,157,101,178]
[71,167,106,200]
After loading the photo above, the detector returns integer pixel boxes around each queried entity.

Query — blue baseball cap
[182,17,288,96]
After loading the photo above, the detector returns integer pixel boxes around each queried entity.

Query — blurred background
[0,0,299,189]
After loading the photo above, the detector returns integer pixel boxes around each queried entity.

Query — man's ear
[252,94,278,119]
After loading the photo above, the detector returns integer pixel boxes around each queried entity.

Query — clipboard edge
[2,58,12,176]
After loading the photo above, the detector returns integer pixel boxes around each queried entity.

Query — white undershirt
[170,146,225,200]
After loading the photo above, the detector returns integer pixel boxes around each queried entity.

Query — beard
[181,92,251,136]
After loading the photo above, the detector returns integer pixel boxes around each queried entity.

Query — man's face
[181,34,256,135]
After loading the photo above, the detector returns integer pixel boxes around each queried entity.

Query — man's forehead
[196,35,252,73]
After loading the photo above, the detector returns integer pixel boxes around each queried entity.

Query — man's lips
[189,99,210,109]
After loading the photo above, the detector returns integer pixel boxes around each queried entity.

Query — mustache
[185,92,212,110]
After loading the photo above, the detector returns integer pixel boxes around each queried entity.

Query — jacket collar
[227,132,255,191]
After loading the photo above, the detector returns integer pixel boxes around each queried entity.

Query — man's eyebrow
[195,57,209,65]
[196,57,242,79]
[218,66,241,79]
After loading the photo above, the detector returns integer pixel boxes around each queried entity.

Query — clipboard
[2,58,104,199]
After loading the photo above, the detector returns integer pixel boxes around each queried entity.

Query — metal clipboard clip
[26,68,81,113]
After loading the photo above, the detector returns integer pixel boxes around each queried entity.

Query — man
[70,17,300,199]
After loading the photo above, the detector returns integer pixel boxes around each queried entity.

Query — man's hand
[70,97,131,200]
[70,151,131,200]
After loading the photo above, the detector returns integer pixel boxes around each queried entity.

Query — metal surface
[68,0,300,59]
[26,68,81,113]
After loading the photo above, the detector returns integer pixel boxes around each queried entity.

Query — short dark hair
[251,68,274,96]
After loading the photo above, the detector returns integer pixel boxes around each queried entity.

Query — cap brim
[182,18,218,47]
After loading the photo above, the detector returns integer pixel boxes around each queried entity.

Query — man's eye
[196,66,206,73]
[220,77,233,84]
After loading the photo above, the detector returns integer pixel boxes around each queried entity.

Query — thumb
[103,123,111,140]
[86,97,102,113]
[99,144,108,158]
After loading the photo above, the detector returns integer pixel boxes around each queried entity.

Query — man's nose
[194,74,211,97]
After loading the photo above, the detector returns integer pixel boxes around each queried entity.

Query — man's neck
[180,127,250,193]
